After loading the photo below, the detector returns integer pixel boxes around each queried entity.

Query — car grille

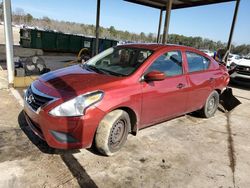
[236,65,250,76]
[25,85,54,111]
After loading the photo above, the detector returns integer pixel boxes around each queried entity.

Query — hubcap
[207,97,216,113]
[109,119,126,149]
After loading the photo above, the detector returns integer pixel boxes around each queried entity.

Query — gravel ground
[0,81,249,188]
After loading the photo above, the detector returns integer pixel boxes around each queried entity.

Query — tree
[43,16,51,28]
[124,30,130,41]
[13,7,26,24]
[5,11,248,53]
[216,41,225,49]
[109,26,117,38]
[26,13,33,23]
[42,16,51,23]
[147,33,154,42]
[140,32,146,42]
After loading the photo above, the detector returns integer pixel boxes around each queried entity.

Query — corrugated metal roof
[124,0,236,9]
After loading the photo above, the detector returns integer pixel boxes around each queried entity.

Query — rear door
[140,50,189,127]
[184,51,215,112]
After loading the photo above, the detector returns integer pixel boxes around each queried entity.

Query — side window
[147,51,183,77]
[186,52,210,73]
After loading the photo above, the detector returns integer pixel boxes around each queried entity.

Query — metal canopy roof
[125,0,236,10]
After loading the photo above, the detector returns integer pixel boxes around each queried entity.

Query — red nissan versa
[24,44,229,156]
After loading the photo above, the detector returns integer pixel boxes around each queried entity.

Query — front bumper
[230,65,250,82]
[230,72,250,84]
[23,97,106,150]
[230,72,250,80]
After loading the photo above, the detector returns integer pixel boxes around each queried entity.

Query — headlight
[49,91,103,117]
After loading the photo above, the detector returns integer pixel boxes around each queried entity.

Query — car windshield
[84,47,153,76]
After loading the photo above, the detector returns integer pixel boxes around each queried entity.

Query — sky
[10,0,250,45]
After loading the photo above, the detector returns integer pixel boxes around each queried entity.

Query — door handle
[177,83,185,89]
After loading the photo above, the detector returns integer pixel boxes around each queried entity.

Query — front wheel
[199,91,219,118]
[95,110,130,156]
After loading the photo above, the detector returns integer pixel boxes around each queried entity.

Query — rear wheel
[95,110,130,156]
[199,91,219,118]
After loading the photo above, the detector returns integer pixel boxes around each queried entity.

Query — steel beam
[227,0,240,52]
[3,0,14,87]
[95,0,101,55]
[223,0,240,63]
[157,9,163,43]
[124,0,236,10]
[162,0,173,44]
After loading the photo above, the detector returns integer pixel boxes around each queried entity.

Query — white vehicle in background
[200,49,214,57]
[227,53,241,68]
[228,57,250,83]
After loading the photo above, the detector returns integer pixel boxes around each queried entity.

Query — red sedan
[24,44,229,156]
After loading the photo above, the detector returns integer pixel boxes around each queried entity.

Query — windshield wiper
[98,69,126,77]
[83,64,125,77]
[83,64,106,74]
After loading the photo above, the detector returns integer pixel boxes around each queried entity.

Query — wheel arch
[215,88,221,94]
[114,106,138,135]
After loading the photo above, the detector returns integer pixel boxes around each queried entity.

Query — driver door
[140,50,189,127]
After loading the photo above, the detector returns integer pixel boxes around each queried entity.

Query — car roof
[118,43,198,52]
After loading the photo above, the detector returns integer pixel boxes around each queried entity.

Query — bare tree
[15,7,25,23]
[26,13,33,23]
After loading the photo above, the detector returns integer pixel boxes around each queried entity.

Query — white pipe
[3,0,14,87]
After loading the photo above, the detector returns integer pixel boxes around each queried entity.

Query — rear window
[186,52,211,73]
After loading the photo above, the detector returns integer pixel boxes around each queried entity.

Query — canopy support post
[157,9,163,43]
[162,0,173,44]
[3,0,14,87]
[223,0,240,62]
[95,0,101,55]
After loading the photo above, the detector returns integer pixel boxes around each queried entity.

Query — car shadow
[229,81,250,91]
[228,82,250,102]
[187,112,204,119]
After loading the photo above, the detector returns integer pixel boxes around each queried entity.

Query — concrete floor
[0,82,250,188]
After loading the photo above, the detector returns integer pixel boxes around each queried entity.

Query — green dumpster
[42,31,56,50]
[30,30,42,49]
[56,33,70,51]
[19,29,31,48]
[69,35,82,52]
[20,28,118,54]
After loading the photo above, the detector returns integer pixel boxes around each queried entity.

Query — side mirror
[144,71,165,82]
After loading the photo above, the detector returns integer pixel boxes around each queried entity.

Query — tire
[199,91,219,118]
[95,110,130,156]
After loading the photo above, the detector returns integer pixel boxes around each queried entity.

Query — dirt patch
[225,112,236,187]
[1,86,250,187]
[0,128,38,162]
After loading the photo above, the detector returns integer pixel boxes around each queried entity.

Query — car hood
[236,59,250,66]
[33,65,123,98]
